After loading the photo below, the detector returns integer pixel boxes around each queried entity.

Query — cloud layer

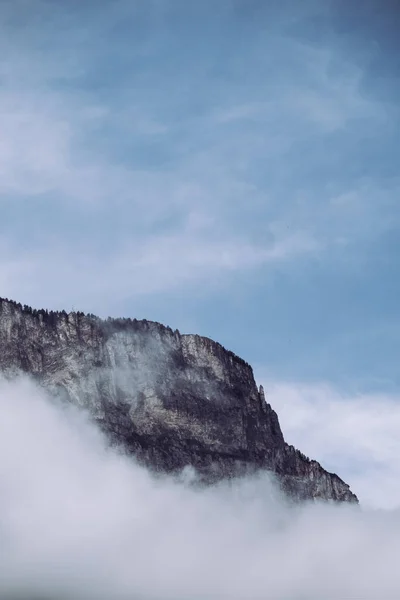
[0,376,400,600]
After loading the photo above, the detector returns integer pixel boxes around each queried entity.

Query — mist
[0,377,399,600]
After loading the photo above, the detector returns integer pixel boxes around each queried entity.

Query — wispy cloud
[0,214,319,314]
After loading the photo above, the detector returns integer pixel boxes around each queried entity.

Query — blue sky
[1,0,399,504]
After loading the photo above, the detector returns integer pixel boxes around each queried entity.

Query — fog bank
[0,377,399,600]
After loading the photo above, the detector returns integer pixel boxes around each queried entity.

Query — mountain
[0,297,358,503]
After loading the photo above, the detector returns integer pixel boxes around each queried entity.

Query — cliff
[0,297,358,503]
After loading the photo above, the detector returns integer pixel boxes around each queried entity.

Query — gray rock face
[0,298,358,503]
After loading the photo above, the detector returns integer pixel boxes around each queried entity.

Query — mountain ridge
[0,296,358,503]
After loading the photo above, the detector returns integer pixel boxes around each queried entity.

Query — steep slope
[0,298,358,503]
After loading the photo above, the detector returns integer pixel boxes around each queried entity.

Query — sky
[0,0,399,507]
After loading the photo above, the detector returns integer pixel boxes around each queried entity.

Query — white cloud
[0,216,319,314]
[1,376,400,599]
[259,379,400,510]
[0,87,171,208]
[0,92,72,196]
[287,43,381,131]
[213,40,382,133]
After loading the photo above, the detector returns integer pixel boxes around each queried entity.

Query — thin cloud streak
[0,219,319,314]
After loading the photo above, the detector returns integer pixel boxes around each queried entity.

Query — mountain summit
[0,297,357,503]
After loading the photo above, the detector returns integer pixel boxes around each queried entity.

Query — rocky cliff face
[0,297,358,503]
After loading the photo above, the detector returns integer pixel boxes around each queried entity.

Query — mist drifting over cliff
[0,376,398,600]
